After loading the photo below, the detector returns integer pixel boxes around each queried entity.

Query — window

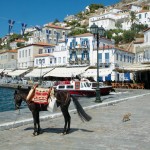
[54,58,56,63]
[130,56,132,63]
[19,51,21,58]
[11,55,14,59]
[139,14,141,19]
[25,50,27,57]
[46,30,49,34]
[50,58,53,64]
[58,85,65,89]
[120,54,122,61]
[66,85,73,89]
[63,57,66,63]
[127,56,130,62]
[36,59,38,64]
[58,57,61,63]
[22,50,24,57]
[39,49,43,54]
[124,55,126,62]
[98,53,102,63]
[145,13,147,18]
[105,53,109,63]
[29,49,31,56]
[54,30,57,34]
[116,53,118,60]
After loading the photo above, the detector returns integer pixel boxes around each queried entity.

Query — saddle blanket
[31,87,50,104]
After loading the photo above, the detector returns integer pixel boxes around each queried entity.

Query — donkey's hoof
[66,129,70,134]
[32,132,38,136]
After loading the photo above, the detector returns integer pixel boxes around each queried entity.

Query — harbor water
[0,87,16,112]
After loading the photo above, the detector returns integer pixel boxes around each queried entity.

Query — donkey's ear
[14,90,18,94]
[28,86,31,90]
[17,85,21,89]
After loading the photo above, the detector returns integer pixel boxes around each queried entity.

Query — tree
[53,19,59,24]
[129,11,138,30]
[123,30,135,43]
[68,28,88,36]
[9,34,22,42]
[89,4,104,13]
[113,36,123,44]
[115,20,122,29]
[17,42,24,48]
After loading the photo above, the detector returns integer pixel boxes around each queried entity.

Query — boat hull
[57,89,96,97]
[57,87,111,97]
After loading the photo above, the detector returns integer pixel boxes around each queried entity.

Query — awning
[25,68,54,78]
[7,69,29,77]
[82,69,112,77]
[0,69,4,73]
[3,69,13,75]
[114,63,150,72]
[44,67,89,77]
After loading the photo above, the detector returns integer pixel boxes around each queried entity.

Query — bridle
[14,90,29,109]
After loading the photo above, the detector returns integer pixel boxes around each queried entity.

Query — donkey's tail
[71,95,92,122]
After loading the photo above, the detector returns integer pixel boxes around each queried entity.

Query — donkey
[14,86,92,136]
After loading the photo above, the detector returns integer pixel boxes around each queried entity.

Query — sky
[0,0,120,38]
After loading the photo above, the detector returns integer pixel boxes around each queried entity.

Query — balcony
[141,58,150,64]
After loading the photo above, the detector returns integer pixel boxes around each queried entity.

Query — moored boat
[53,80,112,97]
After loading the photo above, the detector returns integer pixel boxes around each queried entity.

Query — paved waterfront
[0,89,150,149]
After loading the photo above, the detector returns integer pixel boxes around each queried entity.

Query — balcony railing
[141,58,150,63]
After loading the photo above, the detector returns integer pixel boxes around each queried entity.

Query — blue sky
[0,0,120,38]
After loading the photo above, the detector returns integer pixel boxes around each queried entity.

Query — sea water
[0,87,16,112]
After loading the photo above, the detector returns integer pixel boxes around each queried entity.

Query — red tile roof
[35,53,54,57]
[0,49,17,54]
[46,24,67,30]
[17,43,55,49]
[143,28,150,32]
[97,46,134,54]
[74,33,93,37]
[35,42,55,46]
[137,10,150,13]
[15,39,25,43]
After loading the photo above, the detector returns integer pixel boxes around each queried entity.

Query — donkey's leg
[36,111,41,135]
[61,105,71,134]
[66,110,71,134]
[61,106,68,134]
[66,99,71,134]
[32,111,38,136]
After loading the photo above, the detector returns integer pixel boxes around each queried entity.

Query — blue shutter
[81,53,84,60]
[124,72,130,81]
[99,76,103,82]
[70,42,72,49]
[105,74,111,81]
[87,52,89,60]
[70,54,72,60]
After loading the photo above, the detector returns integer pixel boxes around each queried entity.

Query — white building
[0,49,17,70]
[67,33,135,81]
[136,10,150,27]
[15,32,135,81]
[34,41,68,68]
[135,27,150,63]
[89,12,118,30]
[17,43,54,69]
[89,9,130,30]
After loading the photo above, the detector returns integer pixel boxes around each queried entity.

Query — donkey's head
[14,86,30,110]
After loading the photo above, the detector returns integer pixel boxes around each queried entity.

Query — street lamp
[90,23,105,103]
[39,58,45,85]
